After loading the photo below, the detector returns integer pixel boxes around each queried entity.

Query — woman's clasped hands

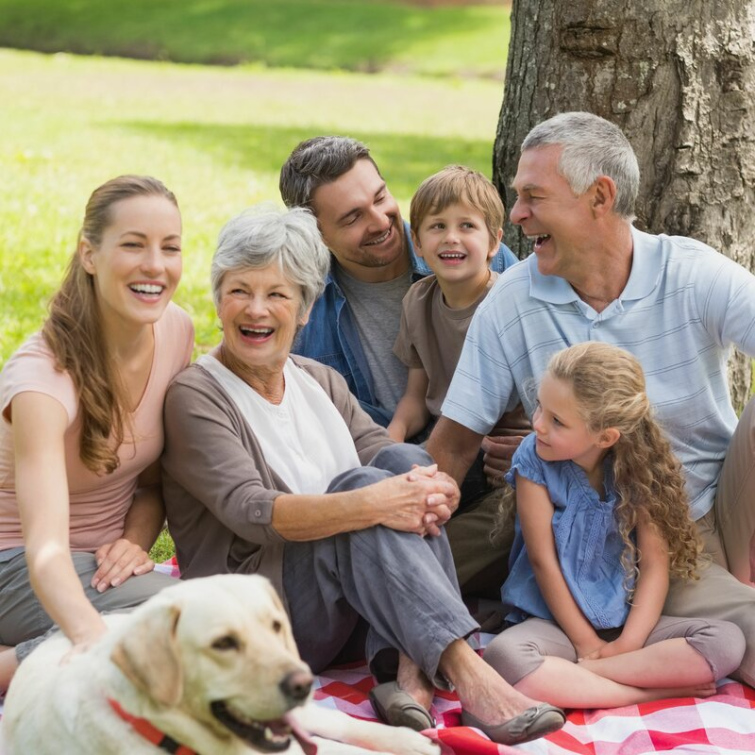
[369,463,460,537]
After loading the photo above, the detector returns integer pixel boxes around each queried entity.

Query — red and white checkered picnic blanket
[153,559,755,753]
[313,656,755,754]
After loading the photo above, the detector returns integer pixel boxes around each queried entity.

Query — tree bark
[494,0,755,410]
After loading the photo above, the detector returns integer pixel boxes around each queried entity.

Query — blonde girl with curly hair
[482,342,746,709]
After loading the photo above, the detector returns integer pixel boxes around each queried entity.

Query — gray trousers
[483,615,746,686]
[283,444,479,684]
[0,550,177,661]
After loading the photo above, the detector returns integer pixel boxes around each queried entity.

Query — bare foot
[397,653,434,711]
[644,681,718,701]
[440,640,541,724]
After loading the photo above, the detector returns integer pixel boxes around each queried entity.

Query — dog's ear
[262,579,300,658]
[111,601,183,707]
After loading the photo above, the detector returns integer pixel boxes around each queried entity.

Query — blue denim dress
[502,433,632,629]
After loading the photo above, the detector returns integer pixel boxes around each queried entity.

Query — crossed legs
[483,615,745,709]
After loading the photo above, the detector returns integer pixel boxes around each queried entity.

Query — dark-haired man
[280,136,518,427]
[280,137,526,598]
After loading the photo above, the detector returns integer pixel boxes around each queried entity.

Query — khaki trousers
[445,486,515,600]
[664,395,755,688]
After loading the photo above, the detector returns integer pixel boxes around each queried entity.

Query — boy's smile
[413,201,500,308]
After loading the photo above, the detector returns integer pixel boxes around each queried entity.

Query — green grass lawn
[0,0,509,79]
[1,7,510,561]
[0,48,507,366]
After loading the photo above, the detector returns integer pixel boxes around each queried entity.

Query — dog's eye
[272,620,282,634]
[212,634,240,651]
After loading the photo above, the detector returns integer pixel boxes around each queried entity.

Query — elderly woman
[161,207,565,746]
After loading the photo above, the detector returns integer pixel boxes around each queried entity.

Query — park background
[0,0,511,366]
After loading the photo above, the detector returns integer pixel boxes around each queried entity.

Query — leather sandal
[369,681,436,732]
[461,703,566,745]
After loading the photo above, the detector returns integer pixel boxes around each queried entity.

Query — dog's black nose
[280,669,313,702]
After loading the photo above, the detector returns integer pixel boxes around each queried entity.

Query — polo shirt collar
[529,225,661,305]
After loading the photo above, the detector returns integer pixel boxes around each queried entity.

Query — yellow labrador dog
[0,574,439,755]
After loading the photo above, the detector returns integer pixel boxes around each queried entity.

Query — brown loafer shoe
[369,681,436,732]
[461,703,566,745]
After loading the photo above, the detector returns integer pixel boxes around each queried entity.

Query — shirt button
[254,511,261,517]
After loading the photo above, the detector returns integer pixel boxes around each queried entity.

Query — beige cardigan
[161,355,393,603]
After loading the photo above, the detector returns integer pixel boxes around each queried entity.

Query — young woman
[483,342,746,709]
[0,176,194,690]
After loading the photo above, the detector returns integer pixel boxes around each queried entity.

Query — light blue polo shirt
[442,227,755,520]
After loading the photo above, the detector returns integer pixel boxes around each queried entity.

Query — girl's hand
[591,636,642,659]
[591,640,624,659]
[91,539,155,593]
[576,638,608,661]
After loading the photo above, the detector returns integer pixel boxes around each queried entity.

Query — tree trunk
[493,0,755,410]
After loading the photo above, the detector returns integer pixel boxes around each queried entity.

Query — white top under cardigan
[197,355,360,494]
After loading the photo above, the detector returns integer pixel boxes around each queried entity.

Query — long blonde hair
[41,176,178,475]
[546,342,702,581]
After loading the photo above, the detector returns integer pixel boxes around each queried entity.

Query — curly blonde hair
[546,342,702,583]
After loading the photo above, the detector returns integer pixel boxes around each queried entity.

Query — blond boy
[390,165,511,446]
[389,166,528,597]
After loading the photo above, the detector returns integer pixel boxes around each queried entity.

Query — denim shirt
[292,221,519,426]
[501,433,632,630]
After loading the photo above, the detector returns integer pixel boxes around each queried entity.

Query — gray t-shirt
[335,264,412,416]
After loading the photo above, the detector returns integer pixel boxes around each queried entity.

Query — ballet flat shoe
[369,681,436,732]
[461,703,566,745]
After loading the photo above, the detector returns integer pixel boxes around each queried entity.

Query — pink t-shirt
[0,303,193,552]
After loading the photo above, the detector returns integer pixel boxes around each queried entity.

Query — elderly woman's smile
[217,264,307,374]
[162,206,565,749]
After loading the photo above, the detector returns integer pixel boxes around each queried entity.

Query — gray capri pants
[283,444,479,685]
[0,549,177,662]
[483,615,747,685]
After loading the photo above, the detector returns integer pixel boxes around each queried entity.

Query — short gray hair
[211,206,330,318]
[522,112,640,219]
[279,136,378,210]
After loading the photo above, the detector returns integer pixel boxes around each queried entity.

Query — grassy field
[0,0,509,79]
[0,48,507,366]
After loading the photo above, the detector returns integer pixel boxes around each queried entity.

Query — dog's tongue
[283,712,318,755]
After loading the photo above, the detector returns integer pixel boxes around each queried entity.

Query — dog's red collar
[107,697,196,755]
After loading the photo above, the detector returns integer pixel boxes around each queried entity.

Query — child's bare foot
[644,681,718,702]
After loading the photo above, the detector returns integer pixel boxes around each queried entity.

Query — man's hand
[91,539,155,593]
[481,435,525,486]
